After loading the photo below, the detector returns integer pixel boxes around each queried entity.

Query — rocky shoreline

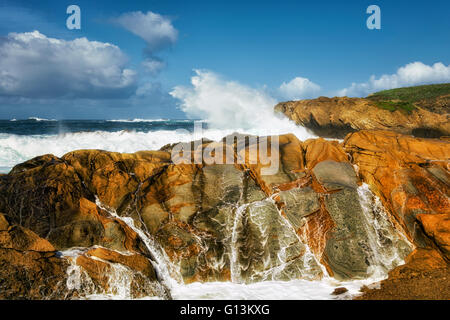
[275,96,450,139]
[0,129,448,299]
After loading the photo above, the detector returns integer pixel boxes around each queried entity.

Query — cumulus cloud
[278,77,321,100]
[113,11,178,52]
[0,31,137,99]
[338,62,450,97]
[113,11,178,76]
[141,58,166,75]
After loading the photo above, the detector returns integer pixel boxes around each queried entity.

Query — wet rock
[356,249,450,300]
[0,213,9,231]
[232,199,323,283]
[278,187,320,228]
[0,214,72,299]
[312,160,359,191]
[0,131,447,295]
[344,130,450,257]
[323,188,373,279]
[86,247,156,280]
[332,287,348,295]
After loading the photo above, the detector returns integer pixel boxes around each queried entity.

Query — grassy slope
[366,83,450,114]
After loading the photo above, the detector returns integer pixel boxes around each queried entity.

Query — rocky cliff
[0,130,449,299]
[274,85,450,139]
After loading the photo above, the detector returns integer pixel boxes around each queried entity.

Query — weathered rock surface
[357,248,450,300]
[343,130,450,259]
[0,130,448,298]
[275,96,450,138]
[0,213,72,299]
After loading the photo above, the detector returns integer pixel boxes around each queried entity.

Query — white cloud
[141,58,166,76]
[278,77,321,100]
[338,62,450,97]
[0,31,137,99]
[113,11,178,52]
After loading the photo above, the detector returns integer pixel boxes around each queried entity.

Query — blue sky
[0,0,449,119]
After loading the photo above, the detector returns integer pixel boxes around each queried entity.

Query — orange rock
[86,247,156,280]
[417,214,450,259]
[76,255,111,289]
[357,249,450,300]
[62,149,171,210]
[303,138,349,169]
[0,224,55,252]
[0,130,448,288]
[0,218,71,299]
[275,96,449,138]
[344,130,450,253]
[0,213,9,231]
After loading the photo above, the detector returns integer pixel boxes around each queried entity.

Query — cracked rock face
[0,130,448,298]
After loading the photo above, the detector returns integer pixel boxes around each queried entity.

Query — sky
[0,0,449,119]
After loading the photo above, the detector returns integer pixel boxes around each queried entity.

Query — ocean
[0,116,316,174]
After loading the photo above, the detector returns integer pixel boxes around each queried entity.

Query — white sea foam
[107,118,169,122]
[0,129,218,172]
[27,117,57,121]
[0,120,315,173]
[170,278,380,300]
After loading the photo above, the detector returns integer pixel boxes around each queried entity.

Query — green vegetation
[375,100,416,113]
[367,83,450,114]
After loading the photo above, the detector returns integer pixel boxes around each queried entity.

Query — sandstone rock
[75,255,111,290]
[87,247,156,279]
[303,138,349,169]
[0,218,72,299]
[0,131,447,293]
[357,249,450,300]
[344,130,450,257]
[71,248,166,299]
[62,149,171,210]
[417,213,450,259]
[275,96,450,138]
[278,187,320,228]
[0,213,9,231]
[0,157,153,254]
[312,160,359,191]
[0,225,55,252]
[332,287,348,295]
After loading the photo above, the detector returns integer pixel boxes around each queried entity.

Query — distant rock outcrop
[275,96,450,138]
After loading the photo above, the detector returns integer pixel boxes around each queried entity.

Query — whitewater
[0,115,315,174]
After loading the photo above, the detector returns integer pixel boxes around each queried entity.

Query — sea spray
[95,198,183,288]
[60,247,168,300]
[230,197,324,283]
[268,195,330,279]
[170,70,316,140]
[230,203,250,283]
[356,183,414,278]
